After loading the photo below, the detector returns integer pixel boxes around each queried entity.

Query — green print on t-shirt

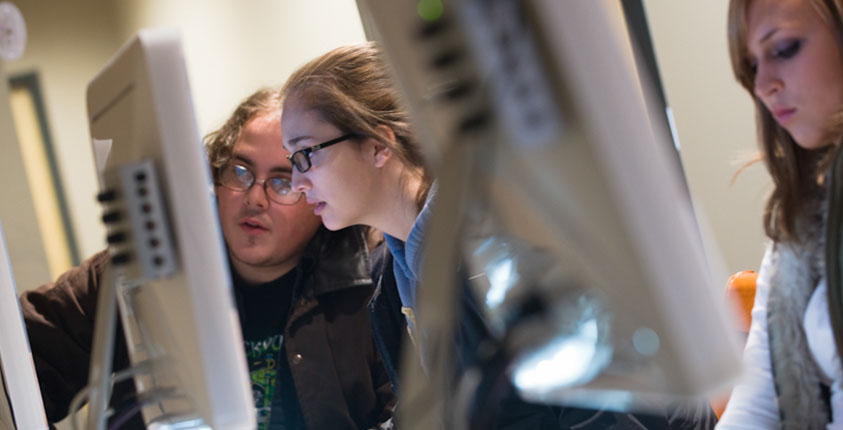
[245,333,283,430]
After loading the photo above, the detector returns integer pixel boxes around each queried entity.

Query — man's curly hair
[205,88,282,183]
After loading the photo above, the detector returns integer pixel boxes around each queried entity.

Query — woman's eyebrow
[758,27,778,45]
[287,135,313,148]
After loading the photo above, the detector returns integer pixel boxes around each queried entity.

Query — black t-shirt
[234,269,306,430]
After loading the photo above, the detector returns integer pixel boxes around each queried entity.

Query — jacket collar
[299,225,373,297]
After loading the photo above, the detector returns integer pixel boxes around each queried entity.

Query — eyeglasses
[287,134,359,173]
[217,163,302,205]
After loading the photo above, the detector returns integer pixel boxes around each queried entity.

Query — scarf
[766,195,830,429]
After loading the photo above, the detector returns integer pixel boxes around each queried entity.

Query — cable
[69,385,94,430]
[107,387,181,430]
[68,360,154,430]
[105,397,143,430]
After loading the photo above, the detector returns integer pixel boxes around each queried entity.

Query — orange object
[725,270,758,333]
[711,270,758,419]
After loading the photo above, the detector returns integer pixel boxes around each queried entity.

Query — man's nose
[245,180,269,208]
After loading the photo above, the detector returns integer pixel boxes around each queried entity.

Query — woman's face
[281,95,381,231]
[747,0,843,150]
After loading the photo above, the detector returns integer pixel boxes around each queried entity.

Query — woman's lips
[773,107,797,124]
[313,202,327,216]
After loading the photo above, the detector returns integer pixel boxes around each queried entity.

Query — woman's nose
[753,62,782,100]
[290,171,310,193]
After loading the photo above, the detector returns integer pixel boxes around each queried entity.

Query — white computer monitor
[356,0,741,425]
[0,222,48,430]
[84,29,254,429]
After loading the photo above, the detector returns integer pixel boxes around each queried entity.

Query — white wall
[113,1,368,135]
[642,0,771,278]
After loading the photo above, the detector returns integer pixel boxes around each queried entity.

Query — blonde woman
[718,0,843,428]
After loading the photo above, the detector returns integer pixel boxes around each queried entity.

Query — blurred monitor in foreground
[84,29,254,429]
[355,0,741,425]
[0,222,48,430]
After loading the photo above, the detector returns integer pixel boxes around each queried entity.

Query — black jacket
[21,226,394,429]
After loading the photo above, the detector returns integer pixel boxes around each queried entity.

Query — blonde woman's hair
[727,0,843,243]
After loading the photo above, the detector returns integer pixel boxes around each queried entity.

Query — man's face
[215,112,322,283]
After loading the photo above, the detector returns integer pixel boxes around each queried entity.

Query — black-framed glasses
[287,134,359,173]
[217,163,302,205]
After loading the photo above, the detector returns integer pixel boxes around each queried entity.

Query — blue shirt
[383,187,436,320]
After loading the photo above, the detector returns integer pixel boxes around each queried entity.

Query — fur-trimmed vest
[766,197,832,429]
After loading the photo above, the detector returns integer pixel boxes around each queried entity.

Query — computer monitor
[83,29,254,429]
[0,222,48,430]
[356,0,741,426]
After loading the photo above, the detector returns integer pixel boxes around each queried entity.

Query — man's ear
[372,125,396,168]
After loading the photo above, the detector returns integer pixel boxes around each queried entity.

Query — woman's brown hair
[280,42,433,210]
[727,0,843,243]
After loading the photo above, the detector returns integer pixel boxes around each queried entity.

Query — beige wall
[0,61,50,292]
[7,0,123,262]
[643,0,770,278]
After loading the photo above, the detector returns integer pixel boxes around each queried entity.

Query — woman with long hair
[718,0,843,428]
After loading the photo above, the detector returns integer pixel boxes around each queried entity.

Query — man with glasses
[20,88,395,430]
